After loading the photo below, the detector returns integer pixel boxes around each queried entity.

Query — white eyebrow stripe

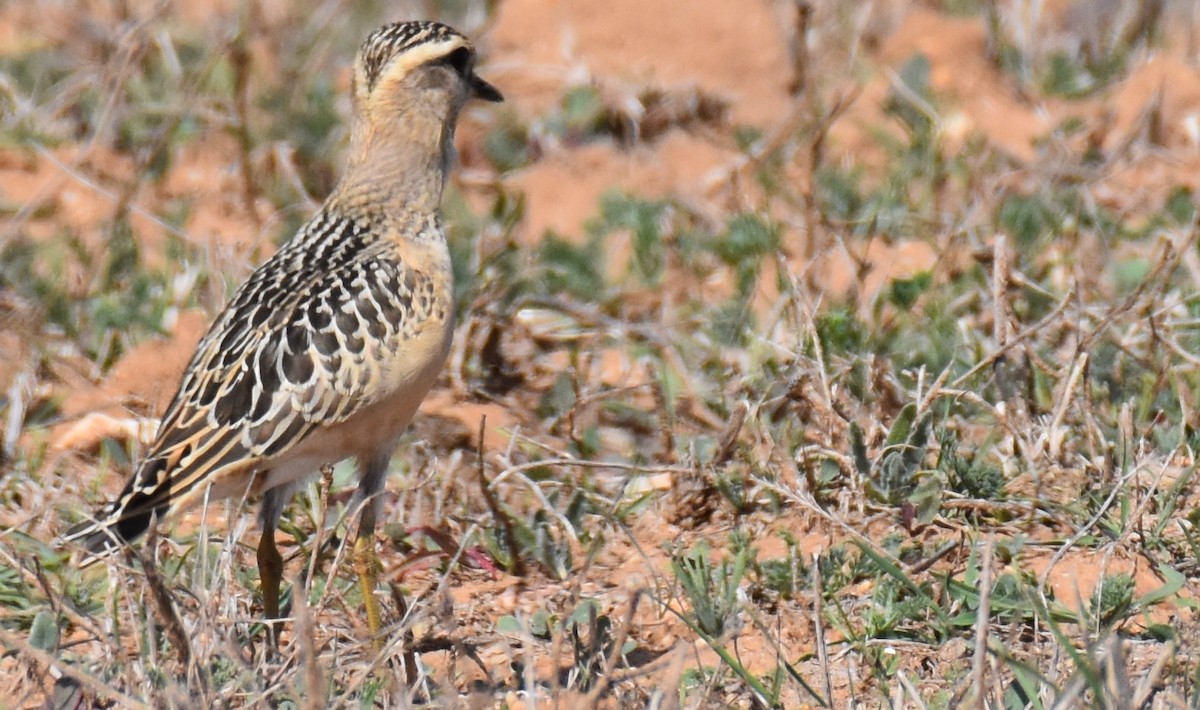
[373,38,468,86]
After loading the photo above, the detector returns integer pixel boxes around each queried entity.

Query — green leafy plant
[670,541,746,638]
[856,404,939,523]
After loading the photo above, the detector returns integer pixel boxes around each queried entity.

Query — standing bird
[64,21,502,640]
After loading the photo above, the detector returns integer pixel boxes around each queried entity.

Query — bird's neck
[329,107,455,219]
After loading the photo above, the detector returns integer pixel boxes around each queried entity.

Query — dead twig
[970,537,994,709]
[292,577,327,710]
[951,289,1073,389]
[788,1,813,96]
[388,586,420,692]
[475,415,524,577]
[712,401,749,467]
[582,589,642,707]
[137,519,194,673]
[230,3,262,228]
[812,551,833,708]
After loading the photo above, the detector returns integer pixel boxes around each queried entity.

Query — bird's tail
[60,453,177,564]
[61,501,159,565]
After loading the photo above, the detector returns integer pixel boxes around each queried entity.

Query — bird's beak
[469,73,503,102]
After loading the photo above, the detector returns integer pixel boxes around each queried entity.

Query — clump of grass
[940,435,1006,501]
[1090,573,1135,627]
[669,540,745,639]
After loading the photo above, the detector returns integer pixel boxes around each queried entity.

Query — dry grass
[3,0,1200,707]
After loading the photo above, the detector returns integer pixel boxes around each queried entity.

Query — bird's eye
[442,47,472,75]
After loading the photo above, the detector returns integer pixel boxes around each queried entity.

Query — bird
[63,20,502,642]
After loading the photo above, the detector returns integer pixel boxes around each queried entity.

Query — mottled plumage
[64,20,501,635]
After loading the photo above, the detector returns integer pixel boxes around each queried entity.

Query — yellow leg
[257,529,284,645]
[353,503,383,650]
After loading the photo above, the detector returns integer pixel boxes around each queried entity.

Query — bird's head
[353,21,502,127]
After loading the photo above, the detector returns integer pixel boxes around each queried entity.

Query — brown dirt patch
[508,133,735,243]
[50,310,206,452]
[489,0,792,127]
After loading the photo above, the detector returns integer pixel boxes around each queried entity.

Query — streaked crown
[353,20,502,106]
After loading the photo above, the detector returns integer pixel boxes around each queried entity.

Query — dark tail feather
[62,507,156,564]
[63,457,172,562]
